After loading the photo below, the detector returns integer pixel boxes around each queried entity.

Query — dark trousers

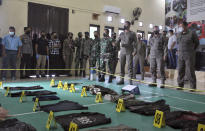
[20,54,32,77]
[168,49,177,69]
[49,54,61,76]
[1,50,18,78]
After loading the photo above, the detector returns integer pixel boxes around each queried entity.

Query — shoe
[98,75,101,80]
[148,79,157,87]
[2,77,6,81]
[112,76,116,79]
[108,76,112,83]
[117,79,124,85]
[41,74,46,77]
[177,84,184,90]
[99,75,105,82]
[129,80,133,85]
[160,81,165,88]
[177,87,184,90]
[67,74,72,77]
[36,75,40,78]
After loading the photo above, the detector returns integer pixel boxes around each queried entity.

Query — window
[138,22,143,27]
[149,24,153,29]
[120,19,125,24]
[159,25,163,30]
[89,24,100,39]
[137,30,145,39]
[104,26,114,37]
[107,16,113,22]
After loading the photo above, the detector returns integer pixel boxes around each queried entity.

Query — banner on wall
[187,0,205,22]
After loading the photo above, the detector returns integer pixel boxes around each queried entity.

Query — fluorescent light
[107,16,112,22]
[139,22,143,27]
[149,24,153,29]
[159,25,163,30]
[120,19,125,24]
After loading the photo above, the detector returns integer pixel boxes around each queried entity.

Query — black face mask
[26,31,30,35]
[70,36,73,39]
[113,36,116,39]
[103,33,108,37]
[124,25,129,30]
[154,31,159,35]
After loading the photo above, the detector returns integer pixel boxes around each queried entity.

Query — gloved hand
[36,54,39,59]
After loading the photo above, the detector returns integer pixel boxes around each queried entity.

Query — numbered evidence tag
[57,81,63,89]
[33,98,40,112]
[19,91,27,103]
[0,82,3,89]
[153,110,165,128]
[4,87,10,96]
[63,82,69,91]
[46,111,57,130]
[95,92,103,103]
[116,99,125,112]
[69,122,78,131]
[198,123,205,131]
[81,87,87,97]
[69,84,76,93]
[50,79,55,87]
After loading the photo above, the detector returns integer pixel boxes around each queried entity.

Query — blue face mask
[9,32,15,36]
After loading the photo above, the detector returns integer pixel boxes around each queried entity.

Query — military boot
[117,78,124,85]
[108,75,112,83]
[99,75,105,82]
[148,79,157,87]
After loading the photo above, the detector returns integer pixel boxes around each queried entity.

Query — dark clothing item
[88,124,139,131]
[167,49,177,69]
[166,111,205,130]
[1,50,18,78]
[55,112,111,130]
[84,85,118,96]
[40,100,88,113]
[49,54,61,75]
[126,99,170,116]
[4,85,43,91]
[32,95,60,101]
[111,94,135,103]
[20,54,32,77]
[36,37,48,55]
[0,118,36,131]
[8,90,56,97]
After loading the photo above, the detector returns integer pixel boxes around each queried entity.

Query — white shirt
[168,35,177,49]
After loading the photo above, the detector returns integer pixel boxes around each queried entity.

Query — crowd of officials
[0,21,199,90]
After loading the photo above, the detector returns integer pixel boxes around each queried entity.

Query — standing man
[1,26,22,81]
[80,32,92,77]
[177,22,199,91]
[133,34,146,80]
[36,31,49,78]
[167,30,177,69]
[48,32,61,77]
[116,21,138,85]
[99,29,113,82]
[111,32,119,79]
[63,32,75,76]
[74,32,83,77]
[90,31,101,79]
[147,26,167,88]
[20,27,33,79]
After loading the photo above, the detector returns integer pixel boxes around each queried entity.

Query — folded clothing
[0,118,36,131]
[126,99,170,116]
[83,85,118,96]
[32,95,60,101]
[40,100,88,112]
[87,124,139,131]
[166,111,205,130]
[8,90,57,97]
[4,86,43,91]
[55,112,111,130]
[110,94,136,103]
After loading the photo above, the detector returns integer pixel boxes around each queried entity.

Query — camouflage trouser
[100,58,113,76]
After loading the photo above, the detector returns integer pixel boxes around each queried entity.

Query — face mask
[154,31,159,35]
[103,33,107,37]
[178,27,183,33]
[26,31,30,35]
[94,35,98,38]
[138,38,141,40]
[124,25,129,30]
[113,36,116,39]
[9,32,15,36]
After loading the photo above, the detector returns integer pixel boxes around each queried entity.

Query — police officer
[177,22,199,90]
[116,21,138,85]
[111,32,119,79]
[147,26,167,88]
[90,31,101,79]
[63,32,75,76]
[99,29,113,82]
[74,32,83,77]
[133,34,146,80]
[80,32,92,77]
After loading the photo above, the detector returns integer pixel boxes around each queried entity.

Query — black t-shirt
[37,37,48,55]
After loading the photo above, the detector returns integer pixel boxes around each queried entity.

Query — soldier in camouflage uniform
[74,32,83,77]
[147,26,167,88]
[89,31,101,79]
[80,32,92,77]
[99,29,113,82]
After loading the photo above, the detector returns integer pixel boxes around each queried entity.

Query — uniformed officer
[80,32,92,77]
[99,29,113,82]
[147,26,167,88]
[74,32,83,77]
[177,22,199,90]
[90,31,101,79]
[116,21,138,85]
[111,32,119,79]
[63,32,75,76]
[133,34,146,80]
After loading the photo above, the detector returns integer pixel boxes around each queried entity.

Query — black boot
[99,75,105,82]
[117,78,124,85]
[108,76,112,83]
[148,79,157,87]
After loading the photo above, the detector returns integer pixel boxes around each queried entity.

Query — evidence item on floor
[8,90,57,97]
[83,85,118,96]
[87,124,139,131]
[121,85,140,95]
[55,112,111,131]
[32,95,60,101]
[4,85,44,91]
[51,83,83,88]
[0,118,36,131]
[166,111,205,131]
[40,100,88,112]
